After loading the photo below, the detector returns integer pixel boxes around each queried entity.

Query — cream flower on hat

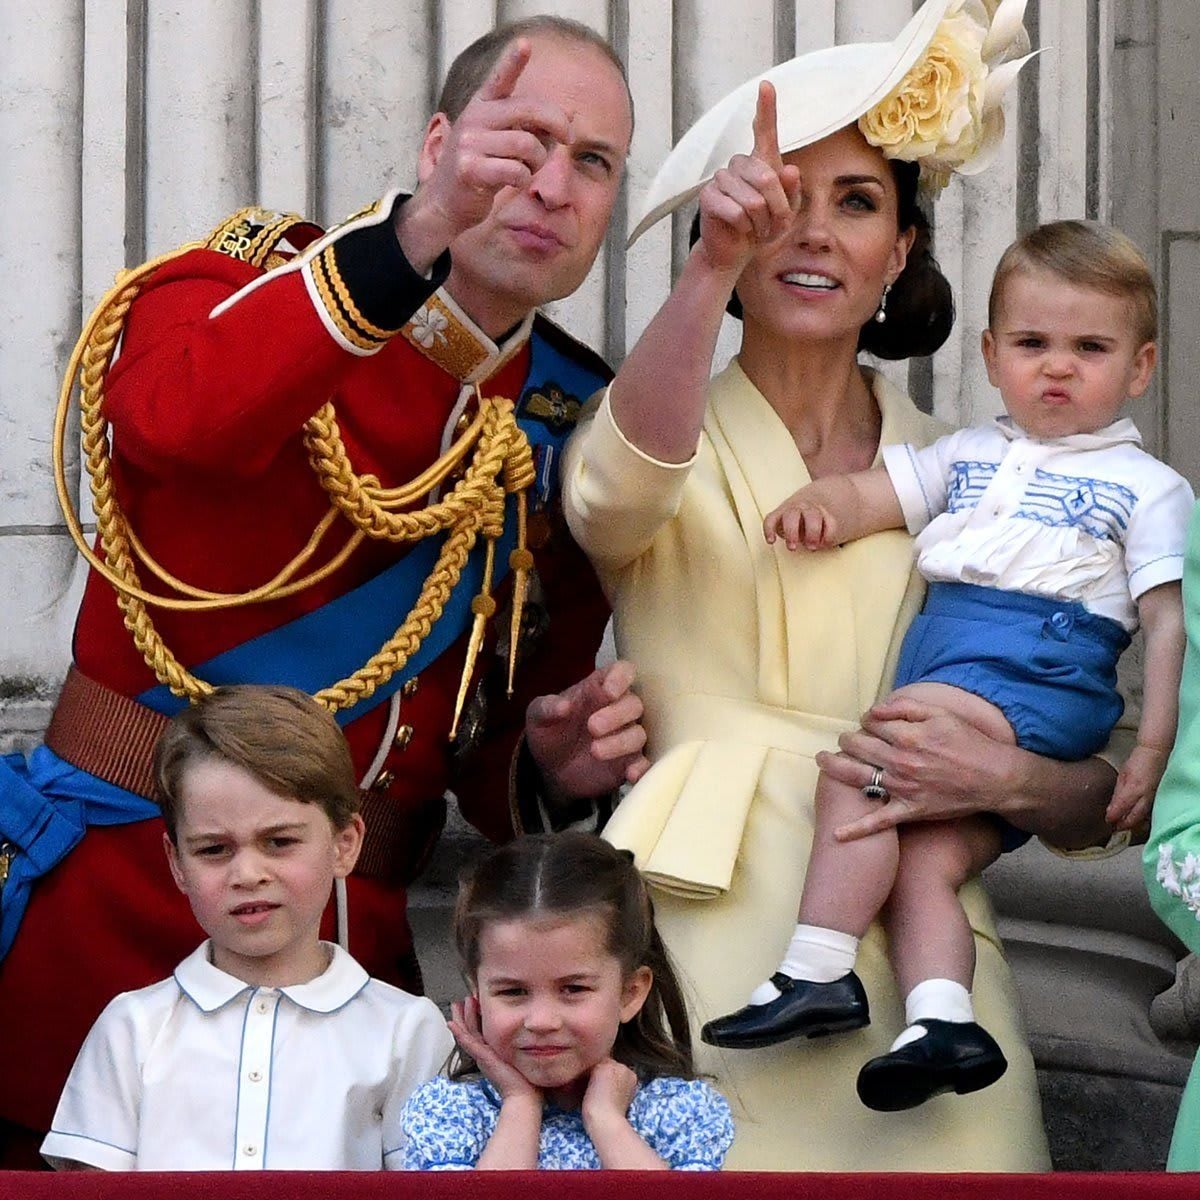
[628,0,1037,244]
[859,0,1035,191]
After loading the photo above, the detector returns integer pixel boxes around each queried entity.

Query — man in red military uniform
[0,17,646,1166]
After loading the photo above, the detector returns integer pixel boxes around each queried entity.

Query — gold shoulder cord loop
[54,248,536,727]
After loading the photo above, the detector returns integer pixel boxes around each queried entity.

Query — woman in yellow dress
[563,0,1129,1171]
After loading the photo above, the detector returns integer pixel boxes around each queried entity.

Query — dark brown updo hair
[689,157,955,360]
[859,159,955,360]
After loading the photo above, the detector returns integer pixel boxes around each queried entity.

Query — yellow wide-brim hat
[629,0,1033,244]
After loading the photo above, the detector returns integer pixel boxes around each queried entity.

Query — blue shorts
[894,583,1131,851]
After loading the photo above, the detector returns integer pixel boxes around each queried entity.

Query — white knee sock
[890,978,974,1051]
[746,924,859,1005]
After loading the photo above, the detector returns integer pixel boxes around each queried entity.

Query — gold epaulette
[204,207,319,270]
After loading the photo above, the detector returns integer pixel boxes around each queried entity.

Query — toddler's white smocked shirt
[881,416,1194,631]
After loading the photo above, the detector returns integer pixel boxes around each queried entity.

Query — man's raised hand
[398,38,572,270]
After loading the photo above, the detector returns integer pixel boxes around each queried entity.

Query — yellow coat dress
[563,361,1050,1171]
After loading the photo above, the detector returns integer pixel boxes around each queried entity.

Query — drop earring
[874,282,892,324]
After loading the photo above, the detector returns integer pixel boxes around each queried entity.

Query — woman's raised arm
[608,82,800,463]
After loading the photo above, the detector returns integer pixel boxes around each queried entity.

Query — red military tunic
[0,195,610,1156]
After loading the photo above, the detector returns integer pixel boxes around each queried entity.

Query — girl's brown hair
[452,832,696,1081]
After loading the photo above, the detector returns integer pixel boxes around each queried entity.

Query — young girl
[400,833,734,1169]
[702,221,1194,1112]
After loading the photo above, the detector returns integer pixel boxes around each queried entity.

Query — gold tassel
[451,537,497,741]
[507,490,534,696]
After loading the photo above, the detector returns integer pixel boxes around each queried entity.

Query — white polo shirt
[41,941,453,1171]
[882,417,1194,630]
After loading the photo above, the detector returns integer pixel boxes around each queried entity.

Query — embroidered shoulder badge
[204,207,313,269]
[521,382,581,431]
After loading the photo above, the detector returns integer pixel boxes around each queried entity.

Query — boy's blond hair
[988,219,1158,344]
[153,684,360,842]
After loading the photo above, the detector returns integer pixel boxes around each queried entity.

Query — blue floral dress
[400,1075,734,1170]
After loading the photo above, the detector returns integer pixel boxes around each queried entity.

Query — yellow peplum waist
[605,693,856,900]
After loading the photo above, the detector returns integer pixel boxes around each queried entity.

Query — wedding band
[862,766,889,801]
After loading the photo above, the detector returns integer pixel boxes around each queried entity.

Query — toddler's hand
[1106,743,1168,832]
[763,491,839,550]
[581,1058,639,1130]
[449,996,541,1103]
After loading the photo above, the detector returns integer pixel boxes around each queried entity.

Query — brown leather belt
[45,666,169,801]
[43,666,429,884]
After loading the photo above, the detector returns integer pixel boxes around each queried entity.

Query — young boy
[40,685,453,1171]
[702,221,1193,1112]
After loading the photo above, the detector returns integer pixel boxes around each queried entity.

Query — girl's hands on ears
[581,1057,639,1130]
[449,996,542,1103]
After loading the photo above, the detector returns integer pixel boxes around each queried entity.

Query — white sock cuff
[793,925,860,956]
[904,978,974,1026]
[779,924,860,983]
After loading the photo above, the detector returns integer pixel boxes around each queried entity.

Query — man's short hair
[437,15,632,128]
[153,684,360,842]
[989,219,1158,344]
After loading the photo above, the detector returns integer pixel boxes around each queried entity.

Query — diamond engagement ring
[862,766,889,801]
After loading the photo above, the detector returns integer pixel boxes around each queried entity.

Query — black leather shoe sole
[701,971,870,1050]
[856,1019,1008,1111]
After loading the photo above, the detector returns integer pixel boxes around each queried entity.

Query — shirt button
[402,677,420,698]
[255,999,269,1014]
[372,768,396,790]
[993,507,1002,517]
[242,1145,258,1158]
[248,1069,263,1082]
[1015,463,1025,473]
[394,724,414,751]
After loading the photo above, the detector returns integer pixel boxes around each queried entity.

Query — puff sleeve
[627,1078,735,1171]
[400,1076,495,1170]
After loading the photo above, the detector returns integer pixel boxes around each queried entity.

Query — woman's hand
[449,996,541,1103]
[695,81,801,278]
[817,694,1115,847]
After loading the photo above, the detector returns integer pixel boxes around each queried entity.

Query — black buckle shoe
[856,1018,1008,1111]
[700,971,870,1049]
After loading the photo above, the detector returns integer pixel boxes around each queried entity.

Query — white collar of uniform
[174,941,370,1015]
[994,413,1143,450]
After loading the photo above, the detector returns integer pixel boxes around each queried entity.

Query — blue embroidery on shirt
[946,461,998,513]
[1017,469,1137,541]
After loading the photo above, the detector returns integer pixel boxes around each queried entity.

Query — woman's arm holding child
[764,467,905,550]
[1106,581,1186,831]
[608,83,799,464]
